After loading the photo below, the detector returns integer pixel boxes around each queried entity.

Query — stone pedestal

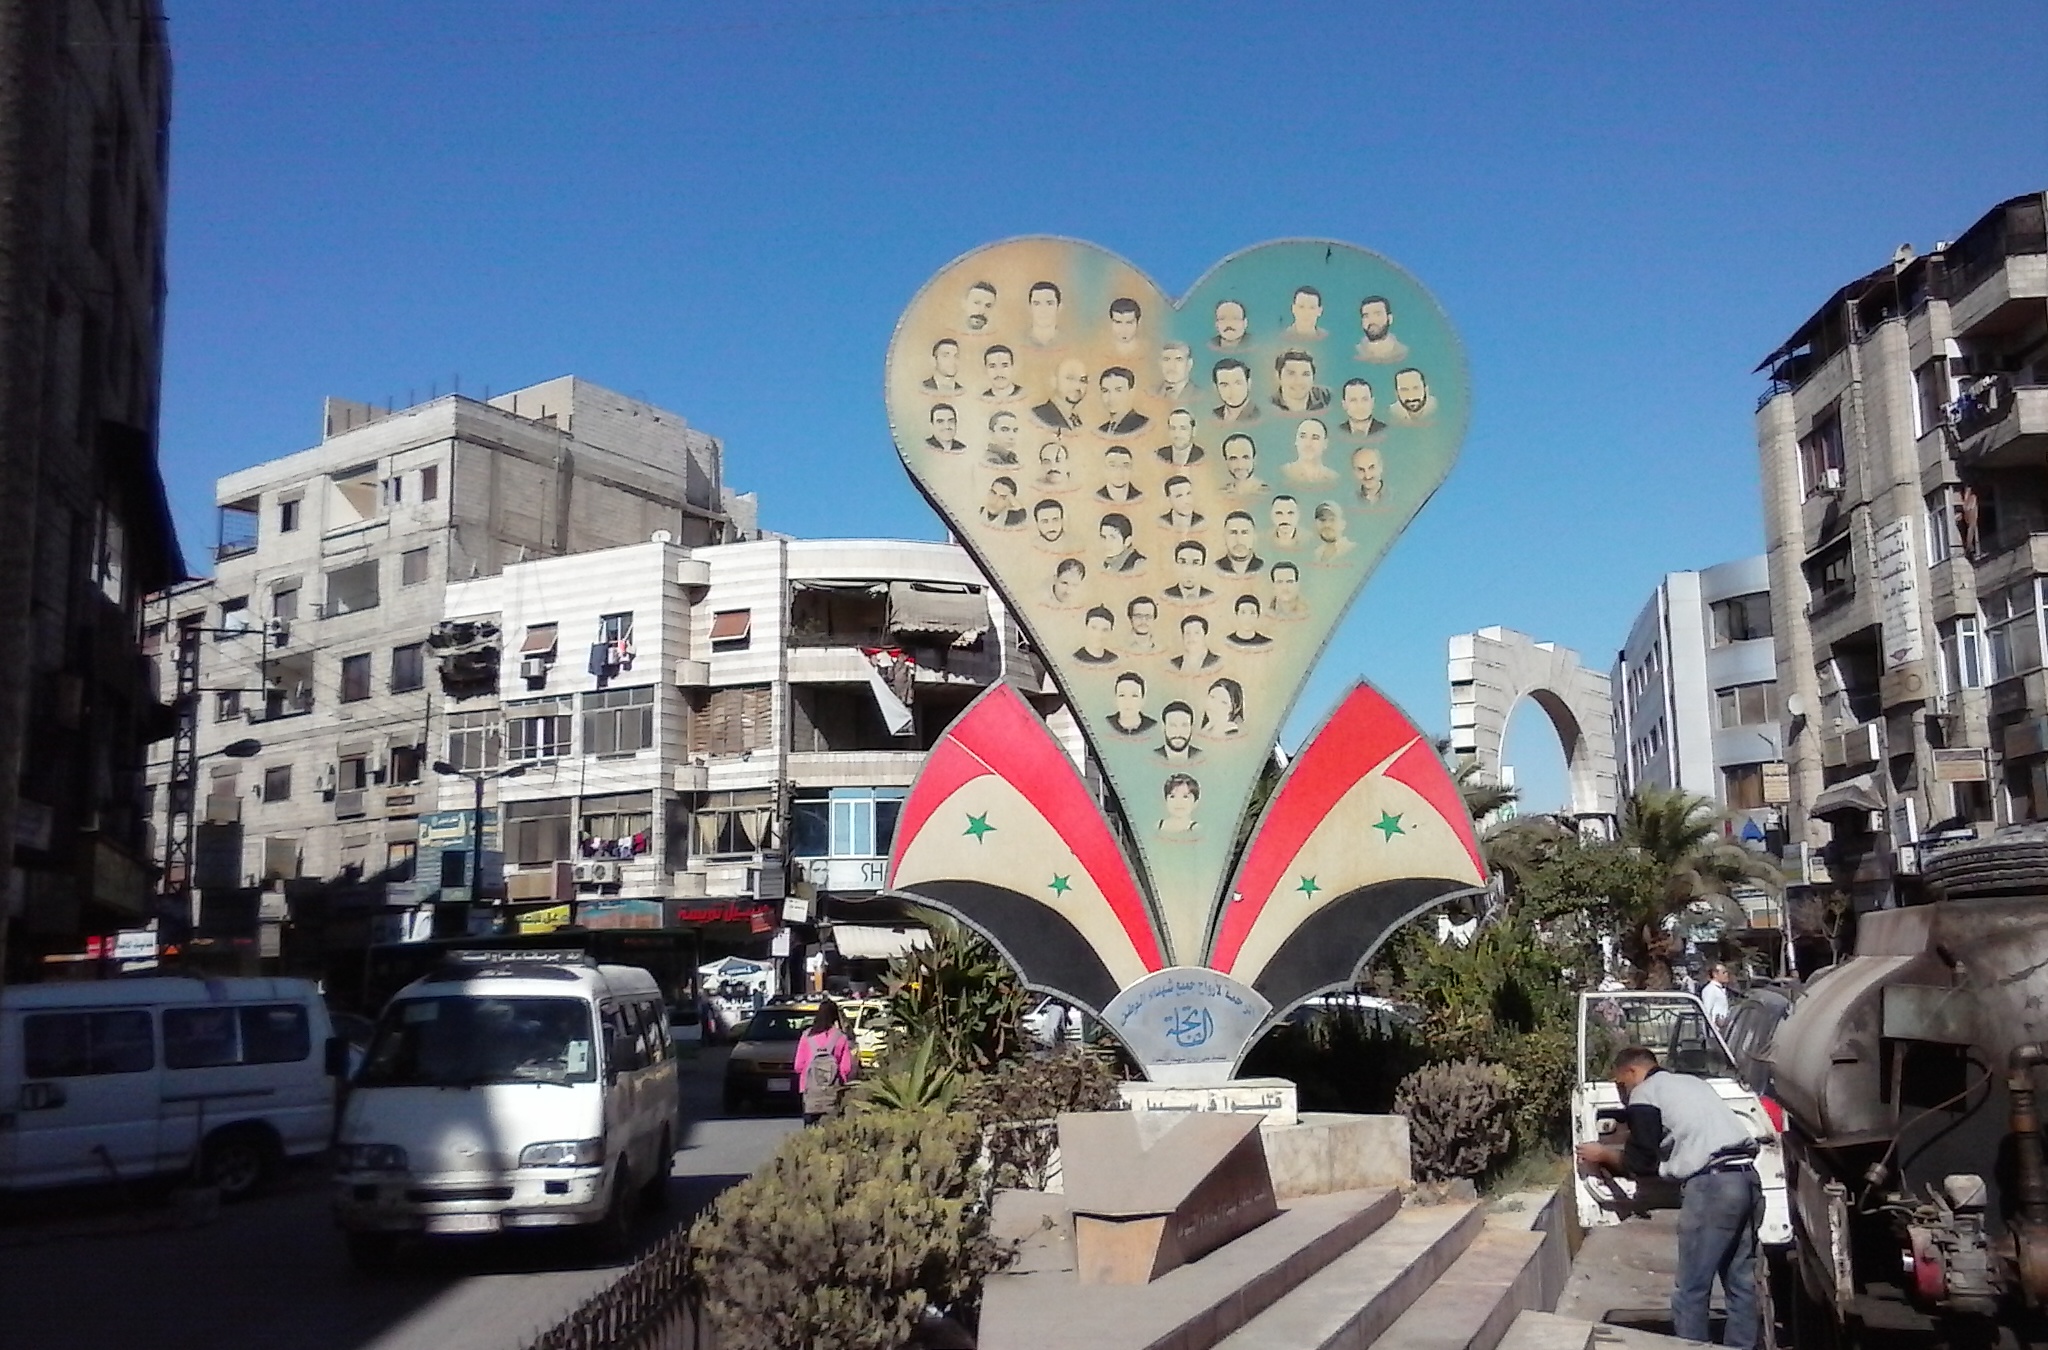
[1060,1110,1280,1285]
[1261,1112,1411,1199]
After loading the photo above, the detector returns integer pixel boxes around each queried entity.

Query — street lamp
[431,760,525,919]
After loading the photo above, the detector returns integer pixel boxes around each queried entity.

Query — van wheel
[203,1127,277,1201]
[346,1231,398,1274]
[642,1130,672,1211]
[590,1165,635,1260]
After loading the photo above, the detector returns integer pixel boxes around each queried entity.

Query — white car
[333,951,680,1269]
[1023,997,1083,1047]
[1571,990,1791,1246]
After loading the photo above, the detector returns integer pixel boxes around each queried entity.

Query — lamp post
[431,760,525,927]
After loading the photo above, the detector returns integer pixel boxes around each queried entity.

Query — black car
[1721,985,1796,1123]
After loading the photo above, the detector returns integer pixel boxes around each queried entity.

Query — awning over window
[886,582,988,646]
[793,580,885,596]
[521,624,559,655]
[710,610,752,642]
[829,925,932,962]
[1811,774,1884,820]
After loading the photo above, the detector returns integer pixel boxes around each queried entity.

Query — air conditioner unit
[267,618,291,648]
[1819,467,1845,493]
[571,861,600,884]
[520,655,549,680]
[589,861,622,884]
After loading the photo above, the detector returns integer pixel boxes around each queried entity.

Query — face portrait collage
[887,238,1464,930]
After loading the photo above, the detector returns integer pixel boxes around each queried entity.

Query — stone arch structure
[1448,626,1618,819]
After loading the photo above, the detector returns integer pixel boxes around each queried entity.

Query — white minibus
[332,951,679,1269]
[0,976,340,1198]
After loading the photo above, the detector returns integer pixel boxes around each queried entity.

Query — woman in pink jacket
[794,1000,856,1124]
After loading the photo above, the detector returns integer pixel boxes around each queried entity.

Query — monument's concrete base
[1261,1112,1411,1199]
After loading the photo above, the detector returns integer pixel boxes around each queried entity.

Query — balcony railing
[1946,197,2048,301]
[1805,583,1855,620]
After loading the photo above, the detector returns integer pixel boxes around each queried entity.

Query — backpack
[801,1030,845,1115]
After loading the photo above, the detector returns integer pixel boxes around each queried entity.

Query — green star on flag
[1295,875,1321,897]
[1373,811,1406,841]
[1048,874,1072,895]
[963,812,996,842]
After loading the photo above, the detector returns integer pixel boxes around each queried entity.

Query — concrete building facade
[0,2,185,977]
[146,378,752,959]
[1755,190,2046,913]
[1610,557,1781,838]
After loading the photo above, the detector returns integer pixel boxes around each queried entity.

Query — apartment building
[146,378,751,959]
[0,2,185,978]
[1611,558,1782,825]
[434,535,1045,946]
[1755,190,2046,913]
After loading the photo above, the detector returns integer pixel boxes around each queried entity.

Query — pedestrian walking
[795,999,856,1126]
[1575,1046,1763,1349]
[1701,962,1733,1034]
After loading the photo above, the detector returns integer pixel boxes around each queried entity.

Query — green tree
[1609,786,1781,989]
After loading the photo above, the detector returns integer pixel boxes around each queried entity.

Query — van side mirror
[324,1036,352,1079]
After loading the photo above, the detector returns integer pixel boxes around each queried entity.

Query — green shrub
[958,1049,1124,1191]
[1239,1012,1427,1116]
[850,1033,964,1113]
[1393,1058,1514,1183]
[883,924,1030,1074]
[688,1108,1007,1350]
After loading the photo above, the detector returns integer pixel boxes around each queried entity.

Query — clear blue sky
[159,1,2047,811]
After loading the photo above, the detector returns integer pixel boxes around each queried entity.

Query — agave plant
[851,1033,964,1113]
[881,916,1029,1075]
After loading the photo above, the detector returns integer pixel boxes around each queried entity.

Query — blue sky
[159,1,2047,810]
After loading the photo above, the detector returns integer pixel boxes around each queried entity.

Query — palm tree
[1613,786,1781,989]
[1433,736,1520,824]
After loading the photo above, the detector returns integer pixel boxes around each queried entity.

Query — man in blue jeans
[1576,1046,1763,1349]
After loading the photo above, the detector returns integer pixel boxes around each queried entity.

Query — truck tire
[1922,826,2048,899]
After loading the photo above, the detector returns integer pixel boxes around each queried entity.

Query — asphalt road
[0,1047,798,1350]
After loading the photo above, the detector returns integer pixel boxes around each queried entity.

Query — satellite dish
[1785,693,1809,719]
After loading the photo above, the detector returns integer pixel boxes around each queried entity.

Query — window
[582,793,653,854]
[1987,580,2044,682]
[1715,682,1779,728]
[217,596,250,641]
[420,465,439,501]
[1723,764,1766,812]
[325,559,379,615]
[1807,540,1854,610]
[791,787,906,858]
[278,496,301,533]
[388,743,422,785]
[91,503,126,605]
[1800,409,1845,497]
[215,689,242,722]
[381,476,403,507]
[387,839,417,880]
[340,653,371,702]
[164,1004,310,1069]
[692,788,776,857]
[1940,617,1987,695]
[272,585,299,621]
[445,710,500,770]
[338,754,369,792]
[507,697,572,761]
[401,547,429,587]
[687,684,775,757]
[1926,488,1959,566]
[1709,593,1773,645]
[507,797,574,865]
[262,764,292,802]
[599,612,634,645]
[582,685,654,755]
[23,1011,154,1077]
[710,610,752,649]
[391,642,424,693]
[1914,358,1952,439]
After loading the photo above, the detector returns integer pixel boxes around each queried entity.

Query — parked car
[1719,985,1796,1124]
[332,951,680,1270]
[0,976,343,1199]
[723,999,883,1111]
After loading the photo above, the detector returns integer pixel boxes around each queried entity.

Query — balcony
[1952,376,2048,468]
[1804,581,1856,622]
[1821,721,1882,771]
[1945,195,2048,337]
[1973,530,2048,593]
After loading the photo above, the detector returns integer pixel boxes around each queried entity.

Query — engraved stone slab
[1117,1077,1300,1127]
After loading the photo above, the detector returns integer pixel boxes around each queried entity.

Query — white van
[0,976,340,1198]
[333,951,680,1269]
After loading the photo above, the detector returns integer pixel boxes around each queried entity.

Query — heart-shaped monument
[886,238,1468,969]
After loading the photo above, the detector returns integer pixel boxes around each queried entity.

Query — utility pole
[160,624,200,940]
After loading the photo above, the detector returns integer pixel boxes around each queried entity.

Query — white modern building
[1610,557,1782,841]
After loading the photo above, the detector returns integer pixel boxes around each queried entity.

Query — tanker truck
[1766,828,2048,1344]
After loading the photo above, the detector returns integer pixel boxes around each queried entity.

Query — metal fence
[522,1226,702,1350]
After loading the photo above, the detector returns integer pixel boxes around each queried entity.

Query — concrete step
[1496,1312,1597,1350]
[979,1186,1403,1350]
[1372,1227,1550,1350]
[1213,1201,1485,1350]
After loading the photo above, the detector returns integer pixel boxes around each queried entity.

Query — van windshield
[357,996,596,1087]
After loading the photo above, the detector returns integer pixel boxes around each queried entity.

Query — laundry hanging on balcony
[861,648,916,736]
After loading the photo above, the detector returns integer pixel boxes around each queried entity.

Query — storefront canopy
[829,925,932,962]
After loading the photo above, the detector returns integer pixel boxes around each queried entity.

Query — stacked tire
[1922,825,2048,901]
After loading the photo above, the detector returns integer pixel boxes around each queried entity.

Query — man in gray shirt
[1576,1046,1762,1350]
